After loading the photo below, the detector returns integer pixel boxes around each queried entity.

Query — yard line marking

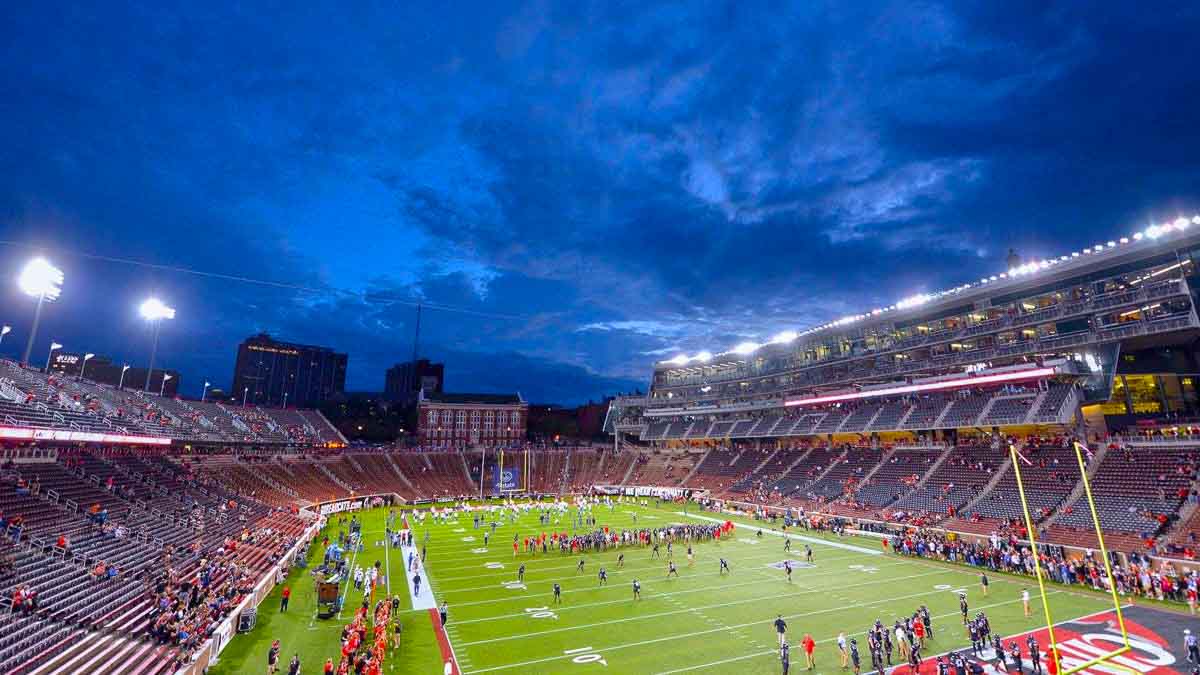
[433,547,861,592]
[460,584,1039,673]
[448,558,920,624]
[652,592,1085,674]
[676,512,882,555]
[458,569,948,646]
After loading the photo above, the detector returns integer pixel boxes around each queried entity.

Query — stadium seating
[1046,445,1200,550]
[0,450,307,674]
[0,359,345,446]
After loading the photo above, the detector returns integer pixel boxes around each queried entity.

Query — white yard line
[450,558,923,625]
[653,593,1100,674]
[460,585,1047,674]
[458,569,950,647]
[435,547,863,590]
[435,549,907,607]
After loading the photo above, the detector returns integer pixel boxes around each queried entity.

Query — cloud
[1,0,1198,406]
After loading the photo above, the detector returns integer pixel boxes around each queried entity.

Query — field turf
[211,501,1119,674]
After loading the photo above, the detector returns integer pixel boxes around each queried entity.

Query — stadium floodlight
[0,325,9,348]
[44,341,62,372]
[769,330,798,344]
[160,373,172,397]
[139,298,175,392]
[693,351,712,363]
[666,354,690,366]
[730,341,760,356]
[18,258,64,367]
[139,298,176,321]
[79,353,94,380]
[118,364,130,390]
[202,381,210,402]
[19,258,64,301]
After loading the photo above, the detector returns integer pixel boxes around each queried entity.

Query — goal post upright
[1008,442,1135,675]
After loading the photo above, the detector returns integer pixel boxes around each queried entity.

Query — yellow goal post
[1007,441,1135,675]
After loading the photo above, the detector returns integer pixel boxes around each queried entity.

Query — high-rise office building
[231,333,346,407]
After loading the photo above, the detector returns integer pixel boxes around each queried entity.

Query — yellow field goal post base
[1008,441,1136,675]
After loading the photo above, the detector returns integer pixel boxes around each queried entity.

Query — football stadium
[2,217,1200,674]
[7,4,1200,675]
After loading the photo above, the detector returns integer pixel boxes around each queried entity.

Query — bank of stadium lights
[659,213,1200,365]
[17,257,64,367]
[140,297,176,393]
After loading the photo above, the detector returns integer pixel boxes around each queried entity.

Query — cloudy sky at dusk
[2,1,1198,405]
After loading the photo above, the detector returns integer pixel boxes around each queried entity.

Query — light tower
[139,298,175,392]
[18,258,63,367]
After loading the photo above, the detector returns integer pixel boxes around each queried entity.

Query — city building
[417,391,527,448]
[230,333,347,408]
[384,358,444,405]
[48,352,179,396]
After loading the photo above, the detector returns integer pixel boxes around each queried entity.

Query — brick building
[417,391,527,448]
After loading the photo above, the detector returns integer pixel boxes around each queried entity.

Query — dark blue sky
[2,2,1199,405]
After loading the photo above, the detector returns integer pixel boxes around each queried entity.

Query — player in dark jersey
[632,579,641,599]
[920,605,933,639]
[1010,642,1023,672]
[959,593,969,624]
[980,572,989,596]
[577,558,585,574]
[667,561,678,577]
[1027,635,1042,674]
[849,638,861,675]
[598,567,608,586]
[805,545,813,564]
[781,641,791,675]
[666,541,673,559]
[968,620,982,656]
[719,558,730,575]
[617,552,625,568]
[652,543,661,559]
[784,538,791,552]
[784,560,792,583]
[687,545,694,567]
[552,582,562,604]
[992,634,1006,671]
[774,615,788,646]
[882,623,893,665]
[518,563,526,583]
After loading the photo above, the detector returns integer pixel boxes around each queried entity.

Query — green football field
[211,501,1120,674]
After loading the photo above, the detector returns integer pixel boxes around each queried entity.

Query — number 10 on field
[564,646,608,666]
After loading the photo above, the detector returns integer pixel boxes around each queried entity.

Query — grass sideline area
[211,500,1118,674]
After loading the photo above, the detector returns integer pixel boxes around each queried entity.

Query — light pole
[139,298,175,392]
[18,258,64,367]
[79,353,94,381]
[0,325,10,348]
[44,342,62,372]
[202,381,210,402]
[118,364,130,389]
[282,391,288,408]
[160,373,172,397]
[242,387,249,407]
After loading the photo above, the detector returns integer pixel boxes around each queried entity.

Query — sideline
[676,511,882,556]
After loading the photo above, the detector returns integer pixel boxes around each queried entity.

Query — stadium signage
[318,498,365,515]
[784,366,1057,407]
[0,426,171,445]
